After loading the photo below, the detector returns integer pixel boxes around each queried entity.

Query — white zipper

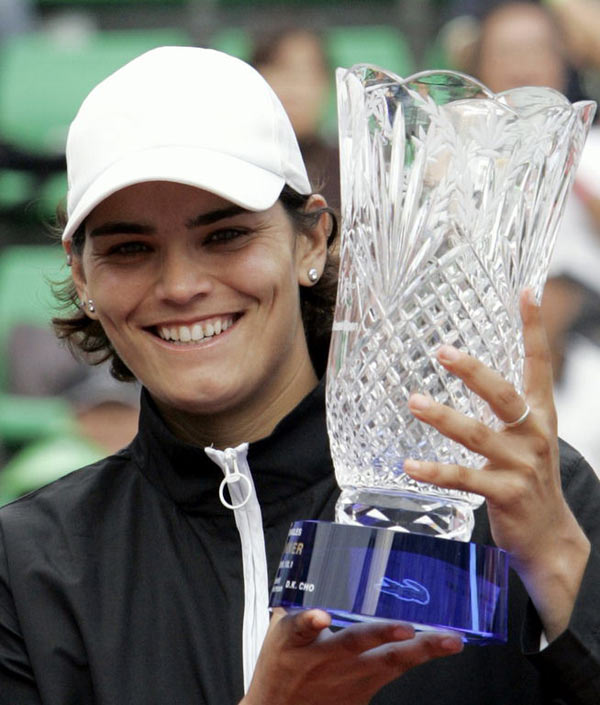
[204,443,269,693]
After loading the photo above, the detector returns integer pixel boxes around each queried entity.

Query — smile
[155,315,238,344]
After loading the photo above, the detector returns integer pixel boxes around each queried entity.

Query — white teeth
[157,316,235,343]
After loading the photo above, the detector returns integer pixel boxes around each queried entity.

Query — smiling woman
[54,183,338,389]
[64,181,331,446]
[0,45,599,705]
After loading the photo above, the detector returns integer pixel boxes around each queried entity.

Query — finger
[278,609,332,647]
[408,393,519,465]
[360,631,463,678]
[435,346,529,429]
[520,288,555,409]
[403,457,499,498]
[329,620,416,656]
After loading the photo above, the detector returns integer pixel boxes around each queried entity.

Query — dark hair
[250,27,330,74]
[52,185,339,381]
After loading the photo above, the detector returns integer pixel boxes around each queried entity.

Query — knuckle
[495,385,521,408]
[454,464,471,489]
[502,475,530,505]
[530,434,553,463]
[464,422,489,450]
[536,346,552,366]
[340,628,363,654]
[382,647,404,670]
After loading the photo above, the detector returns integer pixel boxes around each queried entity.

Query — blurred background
[1,0,600,504]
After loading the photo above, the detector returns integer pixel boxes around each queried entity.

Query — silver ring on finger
[504,404,531,429]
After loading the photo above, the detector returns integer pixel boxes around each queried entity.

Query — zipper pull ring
[218,449,252,510]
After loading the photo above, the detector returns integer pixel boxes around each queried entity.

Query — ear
[66,242,97,319]
[296,194,331,287]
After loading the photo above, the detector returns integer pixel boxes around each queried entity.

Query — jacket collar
[130,379,334,516]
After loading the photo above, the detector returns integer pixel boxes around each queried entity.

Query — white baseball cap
[62,46,311,242]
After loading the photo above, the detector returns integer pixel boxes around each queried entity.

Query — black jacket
[1,383,599,704]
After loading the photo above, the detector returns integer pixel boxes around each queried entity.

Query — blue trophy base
[269,520,508,644]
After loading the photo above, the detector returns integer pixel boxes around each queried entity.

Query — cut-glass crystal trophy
[270,66,595,643]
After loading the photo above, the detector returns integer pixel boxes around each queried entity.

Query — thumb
[275,608,332,648]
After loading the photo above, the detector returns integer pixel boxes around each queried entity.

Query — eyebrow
[88,222,154,238]
[88,205,249,238]
[185,205,248,229]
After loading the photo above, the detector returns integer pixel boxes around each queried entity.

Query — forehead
[86,181,238,226]
[482,6,557,49]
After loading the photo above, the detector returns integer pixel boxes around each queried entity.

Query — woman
[0,47,598,705]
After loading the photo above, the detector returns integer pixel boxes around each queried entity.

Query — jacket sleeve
[524,444,600,704]
[0,517,43,705]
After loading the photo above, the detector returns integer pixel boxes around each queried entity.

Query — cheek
[229,246,299,305]
[88,271,148,325]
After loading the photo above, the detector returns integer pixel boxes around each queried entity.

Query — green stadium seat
[0,245,77,443]
[0,394,76,445]
[0,28,192,153]
[0,28,191,218]
[211,24,414,74]
[0,433,102,507]
[37,0,184,4]
[326,25,414,75]
[421,33,458,73]
[209,27,252,61]
[324,26,414,137]
[0,244,67,364]
[0,171,36,211]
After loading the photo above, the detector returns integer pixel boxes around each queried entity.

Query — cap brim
[62,145,286,242]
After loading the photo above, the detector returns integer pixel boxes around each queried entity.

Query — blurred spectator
[8,324,140,446]
[537,0,600,72]
[0,0,34,42]
[546,126,600,473]
[472,2,566,92]
[468,1,600,474]
[251,27,340,212]
[0,325,139,504]
[439,0,591,103]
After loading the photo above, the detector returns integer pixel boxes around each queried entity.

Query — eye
[106,241,152,256]
[204,228,249,245]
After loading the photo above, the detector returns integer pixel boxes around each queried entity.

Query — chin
[154,385,249,417]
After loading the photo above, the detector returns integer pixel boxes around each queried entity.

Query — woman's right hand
[240,608,463,705]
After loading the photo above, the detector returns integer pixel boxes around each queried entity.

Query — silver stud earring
[87,299,96,313]
[66,254,73,267]
[308,268,319,283]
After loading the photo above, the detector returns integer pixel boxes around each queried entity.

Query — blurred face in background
[475,3,566,93]
[256,30,330,140]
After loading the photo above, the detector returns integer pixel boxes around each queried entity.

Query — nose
[154,249,214,304]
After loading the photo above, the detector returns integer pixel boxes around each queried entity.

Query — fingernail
[408,393,431,411]
[441,636,463,652]
[438,345,460,363]
[525,288,538,306]
[404,460,432,478]
[392,624,415,640]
